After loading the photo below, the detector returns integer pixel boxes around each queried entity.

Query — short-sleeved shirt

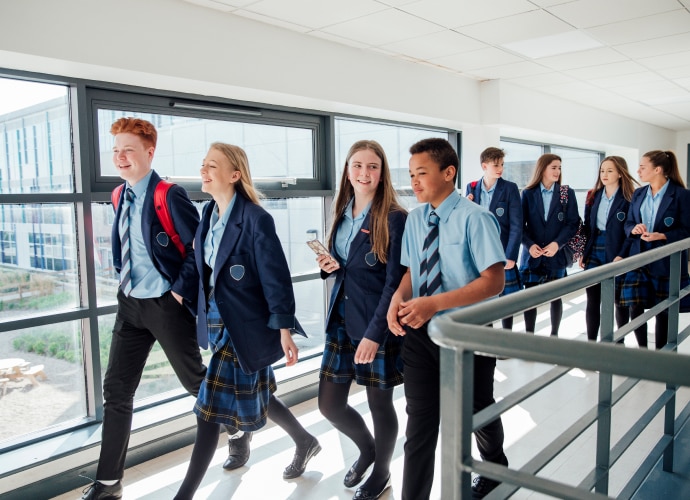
[401,190,506,317]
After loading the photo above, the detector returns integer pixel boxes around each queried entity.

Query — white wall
[0,0,682,180]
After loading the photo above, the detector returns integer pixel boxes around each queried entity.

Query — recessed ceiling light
[502,31,603,59]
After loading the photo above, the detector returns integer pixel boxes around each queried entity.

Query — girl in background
[580,156,638,342]
[519,153,580,337]
[317,140,406,500]
[620,150,690,349]
[175,143,319,499]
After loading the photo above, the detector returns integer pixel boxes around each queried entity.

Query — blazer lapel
[655,183,675,230]
[346,212,371,265]
[212,195,245,286]
[488,178,503,213]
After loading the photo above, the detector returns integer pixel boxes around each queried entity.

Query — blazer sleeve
[521,190,536,249]
[362,210,407,345]
[253,211,299,330]
[168,185,200,305]
[583,191,593,239]
[505,182,522,261]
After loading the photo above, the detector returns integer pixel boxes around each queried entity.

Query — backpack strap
[154,180,187,258]
[111,184,125,212]
[470,180,478,189]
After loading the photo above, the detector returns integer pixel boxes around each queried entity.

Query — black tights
[318,379,397,490]
[585,283,630,341]
[629,305,668,349]
[523,283,562,336]
[174,394,312,500]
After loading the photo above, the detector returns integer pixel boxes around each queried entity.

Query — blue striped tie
[119,188,135,296]
[419,211,440,296]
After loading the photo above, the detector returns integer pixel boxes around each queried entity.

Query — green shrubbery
[12,331,81,363]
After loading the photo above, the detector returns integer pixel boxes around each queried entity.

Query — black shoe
[283,436,321,479]
[353,475,391,500]
[81,481,122,500]
[223,432,252,470]
[471,475,500,499]
[343,459,373,488]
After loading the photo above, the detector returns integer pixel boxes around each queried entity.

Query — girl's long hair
[586,156,639,205]
[209,142,262,205]
[328,140,405,263]
[525,153,562,190]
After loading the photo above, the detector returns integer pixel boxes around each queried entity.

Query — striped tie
[419,211,440,296]
[119,188,135,296]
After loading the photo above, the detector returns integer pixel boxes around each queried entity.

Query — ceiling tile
[675,77,690,90]
[638,50,690,71]
[242,0,387,29]
[528,0,572,6]
[463,61,552,80]
[585,9,690,46]
[507,72,576,88]
[398,0,536,29]
[547,0,680,29]
[209,0,259,7]
[588,71,666,89]
[309,30,371,49]
[380,30,486,60]
[183,0,237,12]
[615,33,690,59]
[613,80,689,102]
[536,47,628,71]
[374,0,419,5]
[661,66,690,79]
[563,61,648,80]
[455,9,572,45]
[233,9,311,32]
[321,8,443,46]
[431,47,523,71]
[656,101,690,121]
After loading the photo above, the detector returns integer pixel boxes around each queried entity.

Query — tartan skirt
[320,302,404,389]
[520,263,567,286]
[194,296,277,431]
[619,268,690,310]
[502,267,523,296]
[584,232,623,300]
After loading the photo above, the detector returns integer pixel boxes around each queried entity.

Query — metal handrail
[429,237,690,499]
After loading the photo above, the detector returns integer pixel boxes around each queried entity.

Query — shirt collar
[427,190,461,224]
[127,170,154,199]
[481,177,496,194]
[344,198,371,221]
[540,182,554,194]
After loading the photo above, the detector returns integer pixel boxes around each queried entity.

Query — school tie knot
[428,211,439,227]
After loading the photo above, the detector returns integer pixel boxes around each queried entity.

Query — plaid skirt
[619,268,690,310]
[194,296,277,431]
[520,263,567,286]
[584,232,623,300]
[502,267,523,296]
[320,302,403,389]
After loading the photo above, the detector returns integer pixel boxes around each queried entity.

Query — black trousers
[97,290,206,480]
[401,324,507,500]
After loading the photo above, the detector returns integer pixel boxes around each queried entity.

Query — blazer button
[344,295,348,300]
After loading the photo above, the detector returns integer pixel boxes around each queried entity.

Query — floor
[55,292,690,499]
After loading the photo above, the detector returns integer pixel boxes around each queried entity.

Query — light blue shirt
[540,182,554,221]
[596,188,618,231]
[121,170,170,299]
[401,190,505,316]
[480,178,496,211]
[641,180,669,232]
[334,199,370,262]
[204,194,237,283]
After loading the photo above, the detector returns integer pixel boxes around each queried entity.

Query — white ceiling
[183,0,690,131]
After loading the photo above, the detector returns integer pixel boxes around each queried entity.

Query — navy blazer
[111,170,199,306]
[519,183,580,271]
[195,195,304,374]
[582,188,631,264]
[624,182,690,277]
[321,209,407,345]
[465,177,522,261]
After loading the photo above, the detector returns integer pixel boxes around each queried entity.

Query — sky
[0,77,67,115]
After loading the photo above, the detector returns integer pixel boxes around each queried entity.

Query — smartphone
[306,239,330,257]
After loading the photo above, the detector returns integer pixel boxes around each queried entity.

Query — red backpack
[111,180,187,258]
